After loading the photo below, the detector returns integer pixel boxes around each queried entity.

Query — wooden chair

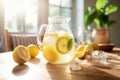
[4,29,38,51]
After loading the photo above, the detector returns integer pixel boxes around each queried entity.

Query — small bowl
[98,43,115,52]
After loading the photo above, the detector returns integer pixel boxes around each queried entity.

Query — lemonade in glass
[37,16,75,64]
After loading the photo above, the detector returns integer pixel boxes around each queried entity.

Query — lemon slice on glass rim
[56,36,73,54]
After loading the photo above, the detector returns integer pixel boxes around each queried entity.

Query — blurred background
[0,0,120,52]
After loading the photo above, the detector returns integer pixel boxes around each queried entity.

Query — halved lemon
[75,45,92,59]
[13,45,30,64]
[56,36,73,54]
[75,51,86,59]
[75,45,86,58]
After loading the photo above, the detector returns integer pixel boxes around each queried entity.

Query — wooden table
[0,48,120,80]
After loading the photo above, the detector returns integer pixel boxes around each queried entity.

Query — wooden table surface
[0,48,120,80]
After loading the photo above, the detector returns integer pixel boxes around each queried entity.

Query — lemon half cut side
[13,45,30,64]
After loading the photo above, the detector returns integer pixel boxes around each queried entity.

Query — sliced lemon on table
[27,44,40,58]
[56,36,73,54]
[75,45,92,59]
[75,46,86,58]
[13,45,30,64]
[42,45,60,63]
[75,51,86,59]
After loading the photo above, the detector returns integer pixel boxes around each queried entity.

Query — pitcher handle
[37,24,47,50]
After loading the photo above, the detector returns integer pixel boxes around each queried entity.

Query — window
[49,0,72,18]
[49,0,72,29]
[4,0,38,33]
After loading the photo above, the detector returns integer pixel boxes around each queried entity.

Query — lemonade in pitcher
[37,16,75,64]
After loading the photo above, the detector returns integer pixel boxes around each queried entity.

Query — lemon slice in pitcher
[56,36,73,54]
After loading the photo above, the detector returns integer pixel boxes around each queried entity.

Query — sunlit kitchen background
[0,0,120,52]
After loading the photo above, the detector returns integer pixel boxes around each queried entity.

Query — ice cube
[99,52,108,64]
[91,51,108,64]
[92,51,101,62]
[70,58,81,71]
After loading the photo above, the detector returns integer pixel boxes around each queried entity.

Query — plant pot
[92,29,111,44]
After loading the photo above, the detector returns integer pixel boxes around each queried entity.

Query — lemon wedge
[75,45,92,59]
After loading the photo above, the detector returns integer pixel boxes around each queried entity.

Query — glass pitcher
[37,16,75,64]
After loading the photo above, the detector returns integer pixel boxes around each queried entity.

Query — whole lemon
[87,43,99,50]
[27,44,40,58]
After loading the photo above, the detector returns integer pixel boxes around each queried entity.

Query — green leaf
[84,7,92,27]
[94,18,100,28]
[84,11,89,24]
[105,5,118,14]
[84,8,98,29]
[84,11,90,28]
[96,0,108,9]
[106,20,115,27]
[67,38,73,51]
[100,12,109,24]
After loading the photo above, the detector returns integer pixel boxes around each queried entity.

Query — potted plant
[84,0,118,44]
